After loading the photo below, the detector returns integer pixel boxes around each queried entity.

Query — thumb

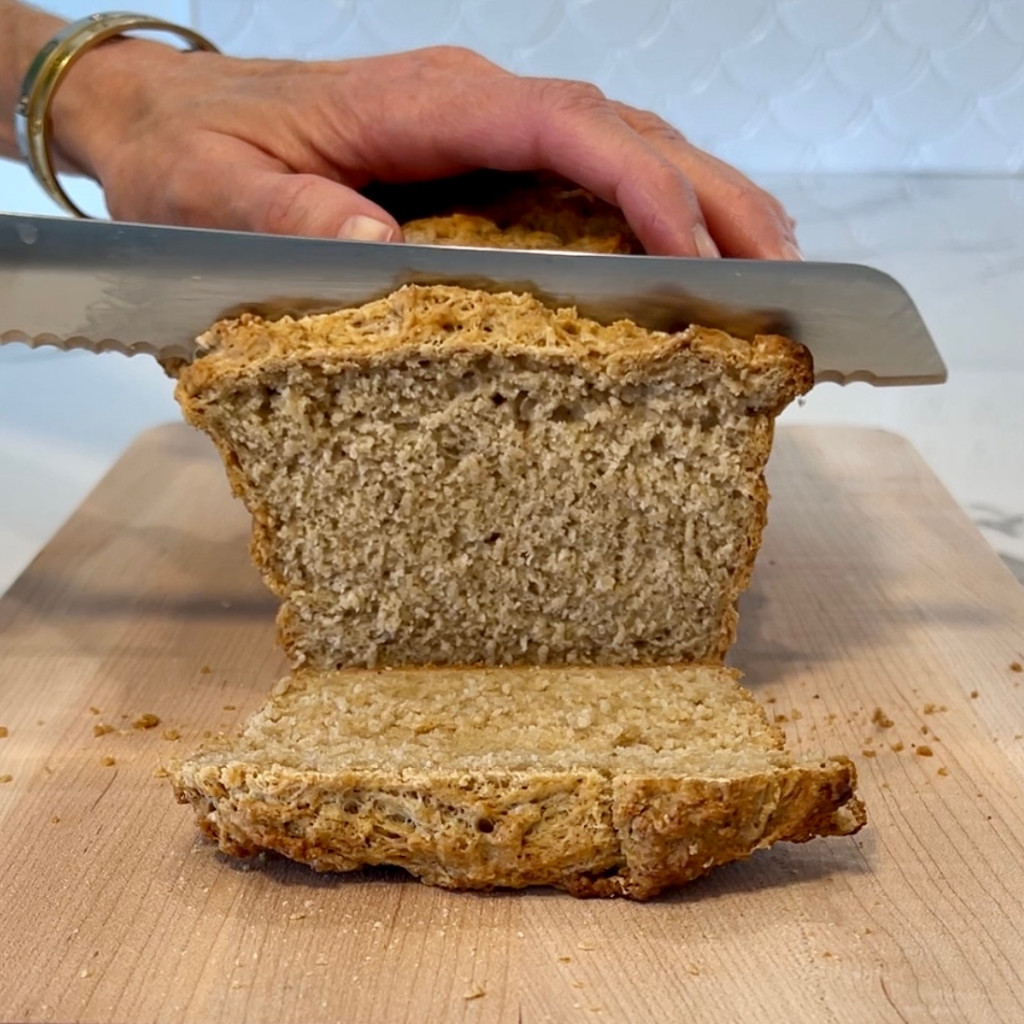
[243,171,402,241]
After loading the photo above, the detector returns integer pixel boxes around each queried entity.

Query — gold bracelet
[14,12,219,218]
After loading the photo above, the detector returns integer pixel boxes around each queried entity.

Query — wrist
[48,36,187,179]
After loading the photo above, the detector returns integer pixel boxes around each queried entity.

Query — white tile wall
[190,0,1024,175]
[4,0,1021,203]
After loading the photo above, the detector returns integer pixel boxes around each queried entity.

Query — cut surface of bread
[172,664,864,899]
[175,284,812,670]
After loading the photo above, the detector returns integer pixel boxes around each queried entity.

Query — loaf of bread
[376,169,644,253]
[175,284,811,670]
[171,664,864,899]
[170,177,859,899]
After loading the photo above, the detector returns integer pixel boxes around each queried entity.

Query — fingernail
[781,239,805,261]
[692,223,720,259]
[338,215,395,242]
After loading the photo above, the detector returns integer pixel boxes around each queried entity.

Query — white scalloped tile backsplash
[190,0,1024,174]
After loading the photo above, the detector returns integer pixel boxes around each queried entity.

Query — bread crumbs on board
[162,729,181,741]
[0,726,7,738]
[0,774,13,783]
[101,756,116,767]
[93,723,115,737]
[133,713,161,730]
[1011,662,1022,673]
[871,708,895,729]
[915,745,934,757]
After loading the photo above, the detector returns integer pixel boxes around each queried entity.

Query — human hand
[52,41,800,259]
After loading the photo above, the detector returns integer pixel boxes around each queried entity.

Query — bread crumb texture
[176,284,811,670]
[172,665,864,900]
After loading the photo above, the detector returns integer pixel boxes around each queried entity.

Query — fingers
[383,70,717,257]
[250,172,402,241]
[93,42,801,260]
[520,80,717,258]
[147,135,403,241]
[351,59,778,258]
[612,103,802,260]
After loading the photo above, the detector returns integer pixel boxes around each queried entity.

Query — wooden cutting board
[1,424,1023,1024]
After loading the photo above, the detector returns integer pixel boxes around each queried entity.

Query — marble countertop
[1,173,1022,594]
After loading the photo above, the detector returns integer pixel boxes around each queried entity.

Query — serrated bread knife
[0,213,946,385]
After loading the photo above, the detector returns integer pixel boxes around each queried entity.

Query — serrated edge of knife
[1,329,199,364]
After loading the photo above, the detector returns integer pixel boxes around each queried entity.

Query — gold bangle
[14,12,219,218]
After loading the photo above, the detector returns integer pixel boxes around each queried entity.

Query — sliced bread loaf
[175,284,812,670]
[172,664,864,899]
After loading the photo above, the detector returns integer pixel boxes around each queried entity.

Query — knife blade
[0,213,946,385]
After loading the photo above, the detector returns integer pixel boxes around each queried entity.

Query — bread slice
[175,284,812,670]
[171,664,864,899]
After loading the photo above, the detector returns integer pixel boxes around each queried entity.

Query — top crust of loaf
[180,284,812,414]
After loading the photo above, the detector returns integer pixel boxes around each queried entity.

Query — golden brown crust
[170,666,865,900]
[172,750,864,901]
[176,285,812,400]
[600,761,864,898]
[174,757,864,901]
[401,212,635,253]
[383,170,643,254]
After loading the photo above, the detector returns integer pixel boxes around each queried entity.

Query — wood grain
[1,423,1023,1024]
